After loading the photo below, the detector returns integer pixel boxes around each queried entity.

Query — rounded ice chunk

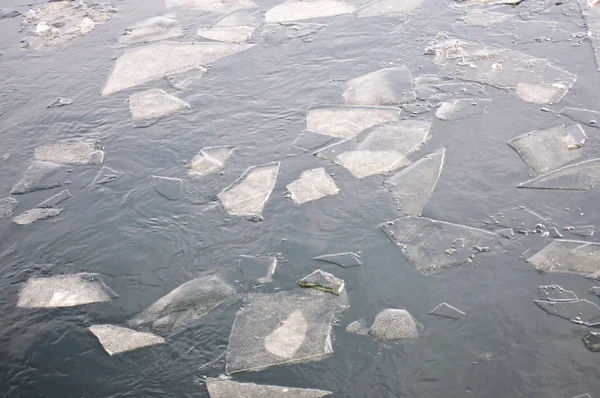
[369,309,419,340]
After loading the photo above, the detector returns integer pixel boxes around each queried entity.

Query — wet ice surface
[535,299,600,326]
[429,302,466,319]
[91,166,123,188]
[0,197,18,218]
[537,285,578,301]
[518,158,600,190]
[579,0,600,70]
[435,98,490,120]
[459,9,512,27]
[119,16,182,47]
[129,89,190,124]
[149,175,184,200]
[297,269,345,295]
[265,0,355,23]
[218,162,279,216]
[198,7,258,42]
[368,309,419,340]
[13,208,62,225]
[188,146,234,178]
[286,168,339,205]
[10,161,66,194]
[205,378,332,397]
[37,189,72,208]
[314,252,362,268]
[526,240,600,275]
[35,139,104,165]
[164,0,256,12]
[238,255,277,284]
[89,325,165,356]
[306,106,401,139]
[343,66,415,105]
[356,0,424,17]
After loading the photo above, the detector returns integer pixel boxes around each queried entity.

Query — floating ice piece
[10,161,66,194]
[457,0,522,4]
[198,25,255,42]
[91,166,123,189]
[129,89,190,124]
[47,97,73,108]
[35,139,104,165]
[238,255,277,284]
[17,273,117,308]
[384,149,445,217]
[0,8,20,20]
[369,309,419,340]
[508,124,586,176]
[119,16,182,47]
[518,158,600,190]
[560,107,600,128]
[582,332,600,352]
[306,105,401,139]
[164,0,256,12]
[381,216,501,275]
[483,206,551,232]
[103,42,254,95]
[459,9,512,27]
[0,197,18,218]
[261,22,325,46]
[128,275,235,334]
[218,162,279,216]
[429,302,466,319]
[526,240,600,275]
[357,0,424,17]
[297,270,345,295]
[89,325,165,355]
[579,0,600,71]
[149,175,183,200]
[346,318,369,335]
[165,66,208,91]
[433,82,485,96]
[265,0,355,23]
[38,190,72,208]
[314,252,362,268]
[188,146,234,177]
[534,299,600,325]
[216,6,259,26]
[291,132,337,153]
[343,67,415,106]
[286,168,339,205]
[435,99,490,120]
[537,285,578,302]
[13,208,62,225]
[205,378,332,397]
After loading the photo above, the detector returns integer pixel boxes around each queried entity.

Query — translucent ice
[560,107,600,128]
[265,0,355,23]
[129,89,190,123]
[91,166,123,189]
[526,240,600,275]
[149,175,183,200]
[286,168,339,205]
[38,190,72,208]
[579,0,600,71]
[518,158,600,190]
[582,332,600,352]
[218,162,279,216]
[429,302,466,319]
[0,197,18,218]
[205,378,332,397]
[346,318,369,335]
[314,252,362,268]
[35,139,104,165]
[357,0,424,17]
[261,22,325,46]
[535,299,600,326]
[435,99,490,121]
[537,285,578,302]
[89,325,165,355]
[306,105,401,139]
[13,208,62,226]
[164,0,256,13]
[165,66,208,91]
[188,146,234,178]
[297,270,345,295]
[198,25,256,42]
[119,16,182,47]
[343,67,415,106]
[291,132,336,152]
[238,255,278,284]
[10,161,66,194]
[459,9,512,27]
[369,309,419,340]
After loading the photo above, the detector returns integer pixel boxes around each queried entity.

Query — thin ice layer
[314,252,362,268]
[11,161,66,194]
[435,99,490,120]
[297,270,345,295]
[164,0,256,12]
[166,66,208,91]
[537,285,578,302]
[429,302,466,319]
[343,67,415,106]
[526,240,600,275]
[560,107,600,128]
[129,89,190,123]
[508,124,587,176]
[188,146,234,178]
[149,175,183,200]
[369,309,419,340]
[17,273,117,308]
[119,16,182,46]
[381,216,501,275]
[265,0,355,23]
[384,149,445,216]
[35,139,104,165]
[13,208,62,225]
[483,205,551,232]
[38,190,72,208]
[198,26,256,42]
[0,197,18,218]
[89,325,165,355]
[286,168,339,205]
[261,22,325,46]
[238,255,277,284]
[459,9,512,27]
[306,105,401,139]
[218,162,279,216]
[91,166,123,189]
[518,158,600,190]
[582,332,600,352]
[103,42,254,95]
[205,378,332,397]
[579,0,600,71]
[535,299,600,326]
[346,318,369,335]
[357,0,424,17]
[317,120,431,178]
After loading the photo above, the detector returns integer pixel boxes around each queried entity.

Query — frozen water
[459,9,512,27]
[128,275,235,334]
[537,285,578,302]
[188,146,234,178]
[435,99,490,120]
[483,206,551,232]
[291,132,337,153]
[165,66,208,91]
[38,190,72,208]
[91,166,123,189]
[369,309,419,340]
[286,168,339,205]
[0,197,18,218]
[149,175,184,200]
[582,332,600,352]
[215,7,259,27]
[357,0,424,17]
[384,149,445,217]
[429,302,466,319]
[579,0,600,71]
[103,42,254,95]
[535,299,600,326]
[346,318,369,335]
[261,22,325,46]
[218,162,279,216]
[519,158,600,190]
[343,67,415,106]
[433,82,485,96]
[317,120,431,178]
[265,0,355,23]
[10,161,66,194]
[47,98,73,108]
[165,0,256,12]
[198,25,256,42]
[89,325,165,356]
[306,105,401,139]
[238,255,278,284]
[17,273,117,308]
[314,252,362,268]
[119,16,182,47]
[129,89,190,123]
[381,216,501,275]
[526,240,600,275]
[13,208,62,225]
[560,107,600,128]
[35,139,104,165]
[0,8,20,20]
[297,270,345,295]
[457,0,522,4]
[205,378,332,397]
[508,124,587,176]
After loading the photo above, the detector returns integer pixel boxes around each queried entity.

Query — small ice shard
[0,8,20,20]
[35,139,104,165]
[198,25,256,42]
[459,9,512,27]
[314,252,362,268]
[435,99,490,121]
[119,16,182,47]
[265,0,355,23]
[291,132,337,152]
[384,149,445,217]
[560,107,600,128]
[518,158,600,190]
[534,299,600,325]
[89,325,166,355]
[0,197,18,218]
[127,275,235,334]
[13,208,62,225]
[103,42,255,95]
[149,175,183,200]
[164,0,256,13]
[37,190,72,208]
[286,168,339,205]
[188,146,234,178]
[317,120,431,178]
[218,162,279,216]
[537,285,578,302]
[129,89,190,124]
[381,216,501,275]
[357,0,424,17]
[205,378,332,397]
[343,66,415,106]
[346,318,369,335]
[261,22,324,46]
[369,309,419,340]
[46,98,74,108]
[526,240,600,275]
[306,105,401,139]
[579,0,600,71]
[165,66,208,91]
[429,302,466,319]
[10,161,66,194]
[17,273,117,308]
[238,255,278,284]
[297,270,344,295]
[582,332,600,352]
[91,166,123,188]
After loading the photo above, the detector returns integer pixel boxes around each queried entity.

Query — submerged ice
[459,9,512,27]
[0,197,18,218]
[11,161,66,195]
[89,325,165,355]
[205,378,332,397]
[314,252,362,268]
[435,99,490,121]
[286,168,339,205]
[149,175,184,200]
[198,7,258,42]
[218,162,279,216]
[188,146,234,178]
[129,89,190,123]
[306,105,401,139]
[238,255,278,284]
[343,67,415,106]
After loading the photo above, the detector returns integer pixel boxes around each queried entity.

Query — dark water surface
[1,0,600,396]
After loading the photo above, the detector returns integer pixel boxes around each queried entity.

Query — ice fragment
[89,325,165,355]
[218,162,279,216]
[286,168,339,205]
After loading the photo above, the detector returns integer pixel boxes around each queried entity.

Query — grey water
[1,0,600,396]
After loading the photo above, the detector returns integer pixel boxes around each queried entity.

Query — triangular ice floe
[205,378,332,397]
[286,168,339,205]
[188,146,234,178]
[89,325,165,355]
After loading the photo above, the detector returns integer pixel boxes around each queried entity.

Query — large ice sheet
[35,139,104,165]
[343,67,415,106]
[384,149,445,216]
[526,240,600,275]
[205,378,332,397]
[119,16,182,46]
[518,158,600,190]
[17,273,117,308]
[218,162,279,216]
[89,325,165,355]
[286,168,339,205]
[188,146,234,177]
[10,161,66,194]
[369,309,419,340]
[103,42,254,95]
[13,208,62,225]
[459,9,512,27]
[535,299,600,326]
[165,0,256,12]
[129,89,190,123]
[265,0,355,23]
[579,0,600,71]
[357,0,424,17]
[306,105,401,139]
[435,99,490,121]
[0,197,18,218]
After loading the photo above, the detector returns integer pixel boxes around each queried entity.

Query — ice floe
[35,139,104,165]
[582,332,600,352]
[343,66,415,106]
[518,158,600,190]
[119,15,182,47]
[291,132,336,153]
[457,0,522,5]
[129,89,190,124]
[306,105,401,139]
[198,8,258,42]
[165,66,208,91]
[149,175,183,200]
[314,252,362,268]
[297,270,345,295]
[218,162,279,216]
[535,299,600,326]
[346,318,369,335]
[579,0,600,71]
[188,146,235,177]
[0,197,18,218]
[89,325,165,355]
[265,0,355,23]
[435,98,490,120]
[483,205,551,234]
[205,378,332,397]
[238,255,278,284]
[91,166,123,189]
[13,208,62,226]
[10,161,66,194]
[164,0,256,13]
[537,285,578,302]
[286,168,339,205]
[17,273,117,308]
[38,190,72,208]
[459,9,512,27]
[560,107,600,128]
[47,98,74,108]
[369,309,419,340]
[429,302,466,319]
[432,82,485,96]
[356,0,424,17]
[526,240,600,275]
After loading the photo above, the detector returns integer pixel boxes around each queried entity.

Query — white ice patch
[527,240,600,275]
[119,15,182,47]
[13,208,62,225]
[306,106,402,139]
[35,139,104,165]
[435,99,490,120]
[459,9,512,27]
[265,0,355,23]
[369,309,419,340]
[218,162,279,216]
[188,146,235,177]
[518,158,600,190]
[205,378,332,397]
[129,89,190,123]
[198,25,256,42]
[286,168,339,205]
[357,0,424,17]
[89,325,165,355]
[10,161,66,194]
[165,0,256,13]
[343,66,415,106]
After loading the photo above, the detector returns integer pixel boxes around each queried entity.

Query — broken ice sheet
[129,89,190,124]
[384,149,445,217]
[198,8,258,42]
[261,22,325,46]
[357,0,424,17]
[218,162,279,216]
[343,66,415,106]
[535,299,600,325]
[291,131,337,153]
[297,270,344,295]
[165,66,208,91]
[238,255,277,284]
[518,158,600,190]
[579,0,600,71]
[17,273,117,308]
[38,189,72,208]
[314,252,362,268]
[459,9,512,27]
[582,332,600,352]
[127,275,235,334]
[435,99,490,121]
[102,42,254,95]
[89,325,165,356]
[537,285,578,301]
[205,378,332,397]
[10,161,66,194]
[369,309,419,340]
[164,0,256,13]
[286,168,339,205]
[508,124,587,176]
[35,139,104,165]
[432,82,485,96]
[346,318,369,335]
[91,166,123,189]
[429,302,466,319]
[560,107,600,128]
[380,216,501,275]
[13,208,62,225]
[526,240,600,275]
[0,197,18,218]
[149,175,183,200]
[187,146,234,177]
[265,0,355,23]
[306,105,401,139]
[317,120,430,178]
[483,205,551,232]
[119,15,182,47]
